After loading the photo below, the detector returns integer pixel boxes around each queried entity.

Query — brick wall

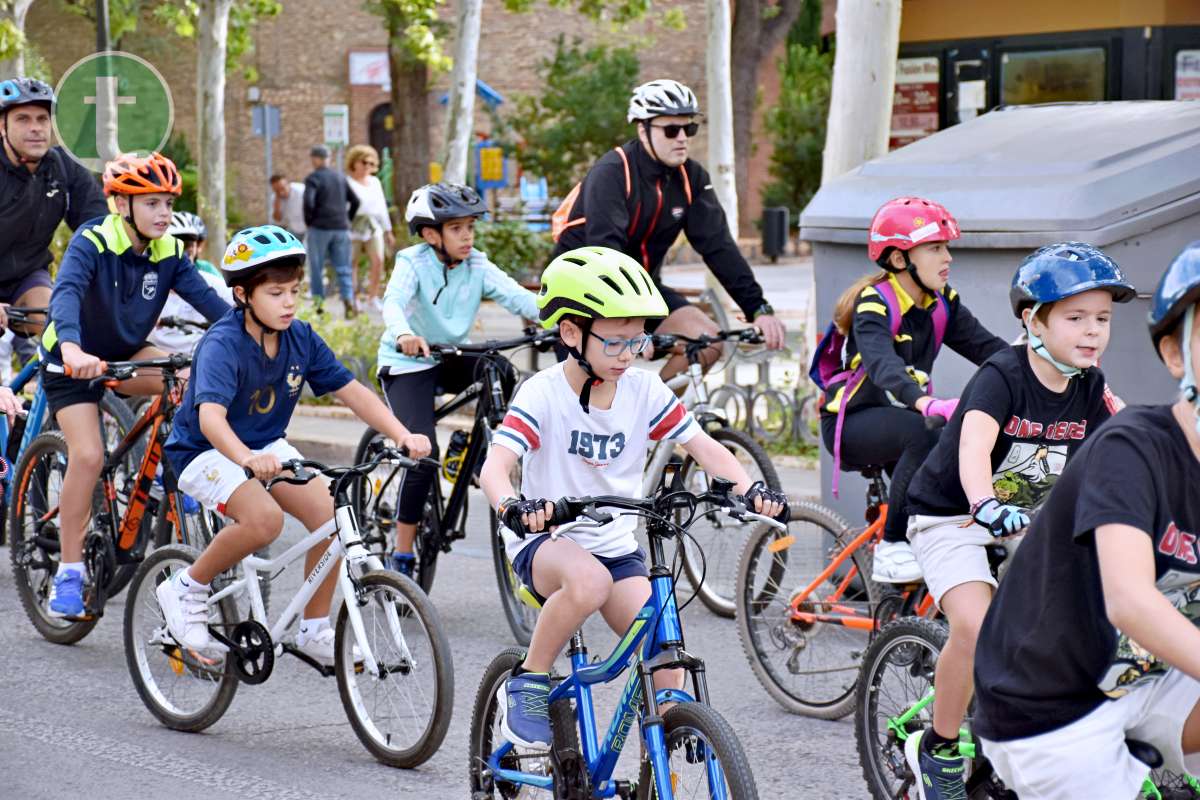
[26,0,782,234]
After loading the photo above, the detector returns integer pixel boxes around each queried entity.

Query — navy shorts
[512,536,650,605]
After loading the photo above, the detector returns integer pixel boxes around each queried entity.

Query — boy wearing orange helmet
[40,151,231,619]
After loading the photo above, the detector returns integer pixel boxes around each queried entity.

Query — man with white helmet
[551,79,786,377]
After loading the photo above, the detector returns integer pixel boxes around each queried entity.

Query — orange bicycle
[735,464,935,720]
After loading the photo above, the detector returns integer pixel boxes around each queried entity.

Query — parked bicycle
[8,355,188,644]
[353,327,556,633]
[646,327,780,620]
[123,447,454,768]
[468,476,776,799]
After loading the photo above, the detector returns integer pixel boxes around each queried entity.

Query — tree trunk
[821,0,901,184]
[389,33,431,215]
[0,0,35,77]
[729,0,803,232]
[441,0,481,184]
[196,0,232,260]
[705,0,737,239]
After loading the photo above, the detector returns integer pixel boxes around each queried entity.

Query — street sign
[429,162,444,183]
[476,141,506,190]
[251,104,281,138]
[323,104,349,147]
[1177,50,1200,101]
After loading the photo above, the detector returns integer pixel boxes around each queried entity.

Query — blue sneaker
[905,729,967,800]
[48,569,85,618]
[389,552,416,577]
[497,671,551,748]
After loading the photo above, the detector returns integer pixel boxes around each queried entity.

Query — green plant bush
[297,301,386,399]
[474,220,553,281]
[760,40,833,221]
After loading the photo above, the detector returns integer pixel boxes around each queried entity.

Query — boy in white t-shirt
[480,246,787,749]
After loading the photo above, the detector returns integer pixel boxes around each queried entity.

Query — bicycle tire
[123,544,240,732]
[748,387,792,444]
[736,500,874,719]
[677,427,780,618]
[855,616,947,800]
[8,431,99,644]
[469,647,560,798]
[635,702,759,800]
[489,457,536,646]
[335,570,454,768]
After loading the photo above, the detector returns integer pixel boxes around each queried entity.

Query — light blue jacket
[377,243,540,374]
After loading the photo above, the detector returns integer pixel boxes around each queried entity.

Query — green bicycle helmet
[537,246,669,329]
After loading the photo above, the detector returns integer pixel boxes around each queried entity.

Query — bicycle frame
[486,533,725,799]
[0,355,50,499]
[641,360,709,497]
[206,497,402,678]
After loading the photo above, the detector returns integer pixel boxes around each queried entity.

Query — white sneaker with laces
[155,572,228,654]
[872,540,923,583]
[296,626,361,667]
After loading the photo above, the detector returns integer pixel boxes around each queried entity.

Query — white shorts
[177,439,304,515]
[908,514,1022,607]
[980,668,1200,799]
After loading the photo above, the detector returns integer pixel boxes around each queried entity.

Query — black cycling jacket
[0,145,107,289]
[552,140,766,317]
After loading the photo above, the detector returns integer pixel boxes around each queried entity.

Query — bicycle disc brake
[229,620,274,684]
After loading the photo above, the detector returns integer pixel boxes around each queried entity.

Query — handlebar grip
[924,415,948,431]
[547,498,574,526]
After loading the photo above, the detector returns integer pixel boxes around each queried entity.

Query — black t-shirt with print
[973,405,1200,741]
[907,345,1111,516]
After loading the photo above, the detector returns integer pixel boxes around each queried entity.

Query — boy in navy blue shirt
[160,225,430,662]
[42,152,230,618]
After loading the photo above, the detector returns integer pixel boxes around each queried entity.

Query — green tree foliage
[153,0,282,81]
[363,0,449,68]
[474,219,553,279]
[494,35,639,197]
[761,38,832,220]
[501,0,648,26]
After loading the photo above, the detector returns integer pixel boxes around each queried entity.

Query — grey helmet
[0,77,55,115]
[405,182,487,235]
[627,79,700,123]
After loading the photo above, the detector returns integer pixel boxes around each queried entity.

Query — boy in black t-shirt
[972,241,1200,797]
[902,243,1135,799]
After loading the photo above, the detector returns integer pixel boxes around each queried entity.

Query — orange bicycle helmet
[102,152,182,197]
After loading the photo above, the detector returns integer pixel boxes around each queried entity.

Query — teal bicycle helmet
[221,224,307,287]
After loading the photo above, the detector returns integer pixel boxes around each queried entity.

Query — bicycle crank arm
[279,642,335,678]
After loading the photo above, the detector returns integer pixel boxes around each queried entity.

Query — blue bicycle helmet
[1149,241,1200,354]
[221,224,307,287]
[1010,242,1136,318]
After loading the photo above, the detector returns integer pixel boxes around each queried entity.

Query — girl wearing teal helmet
[478,246,788,748]
[158,225,432,662]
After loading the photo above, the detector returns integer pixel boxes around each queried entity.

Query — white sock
[298,617,329,640]
[57,561,84,577]
[177,568,208,591]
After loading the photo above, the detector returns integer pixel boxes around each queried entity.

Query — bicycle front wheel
[678,427,780,618]
[123,544,239,731]
[636,703,759,800]
[335,570,453,768]
[736,500,874,719]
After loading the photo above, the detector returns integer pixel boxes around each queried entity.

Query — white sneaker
[871,540,923,583]
[155,572,228,654]
[295,626,360,667]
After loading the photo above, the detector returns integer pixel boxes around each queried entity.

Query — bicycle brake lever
[720,506,787,531]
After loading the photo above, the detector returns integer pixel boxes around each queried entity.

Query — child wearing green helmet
[969,240,1200,798]
[478,246,788,749]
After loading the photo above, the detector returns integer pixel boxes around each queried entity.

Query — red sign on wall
[890,56,941,150]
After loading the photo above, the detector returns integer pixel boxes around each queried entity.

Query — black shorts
[511,538,649,605]
[41,346,147,416]
[0,268,51,305]
[646,280,691,332]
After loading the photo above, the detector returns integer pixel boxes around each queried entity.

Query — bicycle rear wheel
[636,703,759,799]
[123,544,239,731]
[335,570,453,768]
[678,427,780,618]
[736,500,874,719]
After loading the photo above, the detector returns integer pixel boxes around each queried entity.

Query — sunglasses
[588,330,652,357]
[650,122,699,139]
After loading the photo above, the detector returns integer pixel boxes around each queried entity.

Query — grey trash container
[800,100,1200,516]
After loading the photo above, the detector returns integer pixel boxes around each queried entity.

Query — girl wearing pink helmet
[820,197,1007,583]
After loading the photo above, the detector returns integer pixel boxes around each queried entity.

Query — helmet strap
[641,120,664,164]
[428,225,462,303]
[902,251,934,297]
[1180,306,1200,434]
[123,196,156,251]
[565,318,603,413]
[1026,302,1082,378]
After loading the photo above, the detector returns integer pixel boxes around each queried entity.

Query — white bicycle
[122,447,454,768]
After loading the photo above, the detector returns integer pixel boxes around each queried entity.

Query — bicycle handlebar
[3,306,47,325]
[48,353,193,386]
[650,327,764,353]
[245,448,440,491]
[428,326,558,358]
[157,316,211,332]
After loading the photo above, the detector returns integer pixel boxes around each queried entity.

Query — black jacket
[0,145,108,288]
[552,140,766,317]
[303,166,359,231]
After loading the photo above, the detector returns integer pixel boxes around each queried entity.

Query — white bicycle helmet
[167,211,206,241]
[627,80,700,123]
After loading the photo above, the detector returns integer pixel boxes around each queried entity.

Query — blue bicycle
[468,477,780,799]
[0,307,136,545]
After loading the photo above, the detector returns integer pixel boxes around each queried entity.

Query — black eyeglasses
[650,122,699,139]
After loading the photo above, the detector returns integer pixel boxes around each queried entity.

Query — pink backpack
[808,280,949,496]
